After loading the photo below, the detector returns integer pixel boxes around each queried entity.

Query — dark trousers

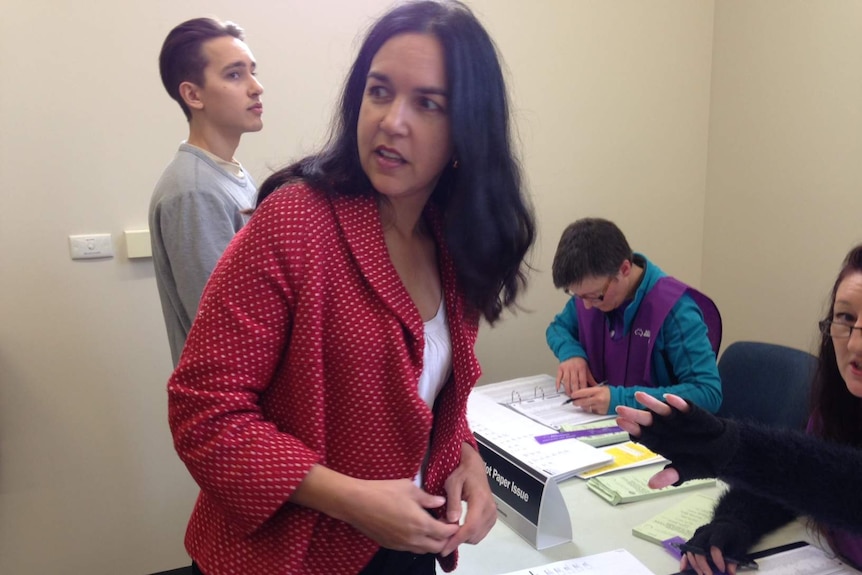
[358,548,437,575]
[192,549,436,575]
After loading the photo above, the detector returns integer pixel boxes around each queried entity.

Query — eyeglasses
[565,275,614,303]
[819,319,862,338]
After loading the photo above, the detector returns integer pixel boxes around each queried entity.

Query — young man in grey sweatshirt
[150,18,264,366]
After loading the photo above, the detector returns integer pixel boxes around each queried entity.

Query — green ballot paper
[587,466,716,506]
[631,492,718,546]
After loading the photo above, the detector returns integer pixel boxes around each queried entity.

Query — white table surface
[455,464,807,575]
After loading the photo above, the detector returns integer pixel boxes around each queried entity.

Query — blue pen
[561,380,607,405]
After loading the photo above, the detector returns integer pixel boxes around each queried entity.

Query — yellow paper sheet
[575,441,664,479]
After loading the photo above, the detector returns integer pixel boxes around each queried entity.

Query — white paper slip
[670,541,862,575]
[749,542,859,574]
[498,548,656,575]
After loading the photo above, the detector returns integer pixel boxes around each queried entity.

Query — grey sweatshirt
[149,143,256,366]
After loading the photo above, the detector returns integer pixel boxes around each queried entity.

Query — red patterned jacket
[168,183,482,575]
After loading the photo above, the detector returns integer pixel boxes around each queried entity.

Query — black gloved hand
[633,400,740,485]
[685,517,754,566]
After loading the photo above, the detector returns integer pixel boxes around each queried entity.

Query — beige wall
[702,0,862,355]
[0,1,855,573]
[474,0,714,382]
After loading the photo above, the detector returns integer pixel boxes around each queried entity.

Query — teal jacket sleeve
[545,298,589,362]
[608,294,722,412]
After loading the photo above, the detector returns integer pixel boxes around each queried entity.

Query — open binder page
[473,374,561,404]
[467,392,612,480]
[474,374,614,430]
[508,392,615,430]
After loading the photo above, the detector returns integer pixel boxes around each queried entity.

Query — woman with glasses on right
[616,243,862,575]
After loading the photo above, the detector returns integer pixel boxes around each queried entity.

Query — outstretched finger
[615,404,654,427]
[633,391,674,415]
[615,415,642,438]
[647,466,680,489]
[663,393,691,413]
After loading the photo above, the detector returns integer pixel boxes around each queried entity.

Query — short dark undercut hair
[159,17,245,121]
[551,218,633,289]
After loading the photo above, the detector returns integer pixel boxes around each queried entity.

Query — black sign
[476,434,545,524]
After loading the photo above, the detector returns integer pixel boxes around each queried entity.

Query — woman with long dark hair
[167,2,534,574]
[616,244,862,574]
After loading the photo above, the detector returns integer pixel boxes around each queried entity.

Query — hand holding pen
[554,356,595,395]
[561,380,608,414]
[561,380,607,404]
[674,541,759,574]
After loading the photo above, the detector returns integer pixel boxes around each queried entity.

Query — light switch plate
[69,234,114,260]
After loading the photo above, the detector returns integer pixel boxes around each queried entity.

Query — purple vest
[575,276,721,387]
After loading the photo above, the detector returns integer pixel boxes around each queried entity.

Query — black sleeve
[633,401,862,534]
[687,486,797,559]
[632,400,740,483]
[721,423,862,534]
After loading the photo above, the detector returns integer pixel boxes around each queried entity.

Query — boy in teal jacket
[546,218,722,414]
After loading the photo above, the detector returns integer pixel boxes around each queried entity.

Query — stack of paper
[586,466,716,505]
[575,441,665,479]
[558,419,629,447]
[467,392,613,480]
[632,493,717,546]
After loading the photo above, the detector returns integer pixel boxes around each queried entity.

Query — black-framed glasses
[564,275,614,303]
[819,319,862,338]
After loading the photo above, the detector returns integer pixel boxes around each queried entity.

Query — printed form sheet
[751,544,859,574]
[498,548,656,575]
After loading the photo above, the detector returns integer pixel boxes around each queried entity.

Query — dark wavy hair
[159,18,245,121]
[810,243,862,446]
[257,0,534,324]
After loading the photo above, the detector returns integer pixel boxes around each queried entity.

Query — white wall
[2,1,855,574]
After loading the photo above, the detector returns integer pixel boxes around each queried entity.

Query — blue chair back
[716,340,817,430]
